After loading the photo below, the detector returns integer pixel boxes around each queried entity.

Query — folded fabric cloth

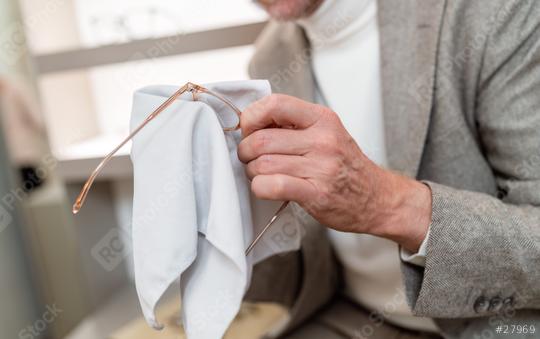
[130,80,302,339]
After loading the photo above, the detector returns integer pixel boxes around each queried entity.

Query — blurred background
[0,0,286,338]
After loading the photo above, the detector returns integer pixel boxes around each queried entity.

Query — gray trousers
[281,297,443,339]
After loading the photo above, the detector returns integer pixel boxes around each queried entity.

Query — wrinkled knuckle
[327,109,339,119]
[263,94,281,112]
[251,97,266,114]
[253,132,271,152]
[314,187,332,210]
[317,105,335,119]
[257,154,273,173]
[317,133,339,152]
[325,160,342,177]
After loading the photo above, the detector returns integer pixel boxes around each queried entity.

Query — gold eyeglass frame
[72,82,288,256]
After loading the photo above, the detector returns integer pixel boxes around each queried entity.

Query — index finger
[240,94,322,138]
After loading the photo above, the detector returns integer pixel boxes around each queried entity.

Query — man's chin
[256,0,323,21]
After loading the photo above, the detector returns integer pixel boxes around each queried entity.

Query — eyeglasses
[72,82,289,256]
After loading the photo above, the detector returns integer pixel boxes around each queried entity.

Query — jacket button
[474,296,490,313]
[489,296,503,312]
[503,296,515,309]
[497,188,508,199]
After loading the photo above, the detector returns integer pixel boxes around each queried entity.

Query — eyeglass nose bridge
[187,82,242,132]
[187,82,200,101]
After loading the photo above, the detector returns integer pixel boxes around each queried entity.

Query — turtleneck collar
[298,0,376,48]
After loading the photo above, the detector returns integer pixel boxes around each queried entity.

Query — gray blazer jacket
[246,0,540,338]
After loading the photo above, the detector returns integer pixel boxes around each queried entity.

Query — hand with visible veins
[237,94,432,252]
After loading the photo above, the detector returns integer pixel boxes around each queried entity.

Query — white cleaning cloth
[130,80,302,339]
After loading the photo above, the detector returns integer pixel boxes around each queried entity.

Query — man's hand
[237,94,432,252]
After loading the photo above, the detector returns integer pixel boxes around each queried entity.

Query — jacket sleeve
[402,0,540,318]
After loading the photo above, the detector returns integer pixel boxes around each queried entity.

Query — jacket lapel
[248,21,315,103]
[378,0,446,177]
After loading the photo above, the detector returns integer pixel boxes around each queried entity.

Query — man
[239,0,540,338]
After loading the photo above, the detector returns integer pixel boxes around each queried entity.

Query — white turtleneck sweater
[298,0,438,333]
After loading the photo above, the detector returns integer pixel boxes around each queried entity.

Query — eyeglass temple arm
[72,83,192,214]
